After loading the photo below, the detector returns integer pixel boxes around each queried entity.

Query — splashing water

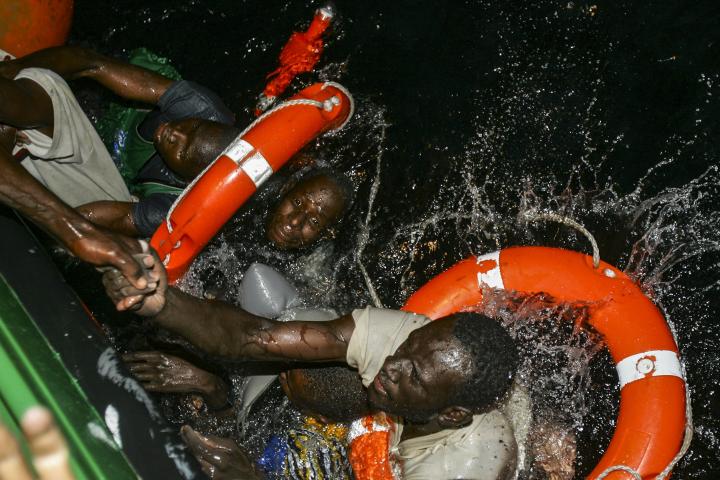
[64,0,720,477]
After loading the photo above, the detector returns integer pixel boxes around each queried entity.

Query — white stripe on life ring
[223,138,254,164]
[616,350,684,389]
[241,152,274,187]
[476,251,504,289]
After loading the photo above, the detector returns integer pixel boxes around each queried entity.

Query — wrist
[201,376,230,410]
[49,210,101,248]
[152,286,179,321]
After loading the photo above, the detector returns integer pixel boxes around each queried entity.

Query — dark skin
[123,354,360,479]
[122,352,230,410]
[102,261,476,433]
[266,175,346,250]
[0,46,237,237]
[181,426,260,480]
[0,52,160,286]
[0,140,155,288]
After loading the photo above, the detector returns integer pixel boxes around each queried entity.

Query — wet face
[367,318,473,421]
[154,118,234,180]
[266,175,346,250]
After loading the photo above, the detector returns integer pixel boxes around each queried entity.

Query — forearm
[154,287,272,359]
[0,148,100,248]
[6,46,172,104]
[153,288,351,362]
[5,46,103,79]
[76,201,139,237]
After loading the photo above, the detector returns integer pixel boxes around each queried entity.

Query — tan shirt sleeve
[346,306,430,387]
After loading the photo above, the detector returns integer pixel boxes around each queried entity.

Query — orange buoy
[151,82,353,283]
[349,246,688,480]
[0,0,74,57]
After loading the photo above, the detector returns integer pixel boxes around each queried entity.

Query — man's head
[279,365,371,423]
[266,172,352,250]
[368,313,518,427]
[154,119,239,181]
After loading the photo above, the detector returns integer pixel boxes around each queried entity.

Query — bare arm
[0,77,54,133]
[156,287,354,362]
[0,145,153,288]
[77,201,139,237]
[0,46,173,104]
[102,263,354,363]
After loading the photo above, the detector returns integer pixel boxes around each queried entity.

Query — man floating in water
[103,258,520,479]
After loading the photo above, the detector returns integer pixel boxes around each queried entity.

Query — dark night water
[68,0,720,478]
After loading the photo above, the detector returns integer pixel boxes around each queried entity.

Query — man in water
[0,45,237,238]
[0,46,348,281]
[104,261,520,479]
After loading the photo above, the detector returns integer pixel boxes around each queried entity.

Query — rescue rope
[523,212,601,268]
[162,82,354,252]
[596,373,693,480]
[596,465,642,480]
[320,81,355,132]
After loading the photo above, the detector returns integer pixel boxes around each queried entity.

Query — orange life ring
[0,0,74,57]
[349,246,687,479]
[151,82,353,282]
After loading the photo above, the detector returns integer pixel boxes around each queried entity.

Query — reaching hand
[73,232,159,291]
[0,406,75,480]
[123,351,229,409]
[181,426,260,480]
[102,248,167,315]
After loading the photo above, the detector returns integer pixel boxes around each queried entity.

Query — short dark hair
[448,313,518,411]
[288,168,356,220]
[297,365,371,422]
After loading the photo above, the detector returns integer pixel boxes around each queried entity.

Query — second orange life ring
[349,246,688,480]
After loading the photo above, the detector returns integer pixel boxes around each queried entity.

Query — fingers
[181,425,232,453]
[122,351,168,363]
[21,407,74,480]
[102,268,154,311]
[0,422,33,480]
[123,352,174,392]
[114,238,156,291]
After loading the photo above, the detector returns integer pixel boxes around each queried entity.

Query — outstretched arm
[76,201,139,237]
[103,264,355,363]
[0,46,173,104]
[0,145,154,289]
[161,288,353,361]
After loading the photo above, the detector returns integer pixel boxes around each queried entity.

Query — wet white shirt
[13,68,131,207]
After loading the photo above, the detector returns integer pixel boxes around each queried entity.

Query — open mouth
[372,374,388,398]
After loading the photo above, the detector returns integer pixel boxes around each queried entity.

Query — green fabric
[132,181,184,197]
[95,48,182,197]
